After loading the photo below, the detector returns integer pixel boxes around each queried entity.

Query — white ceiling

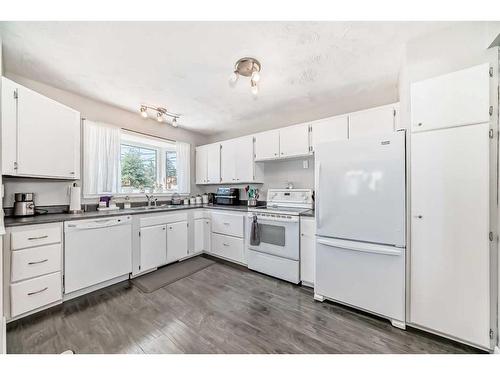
[0,22,450,136]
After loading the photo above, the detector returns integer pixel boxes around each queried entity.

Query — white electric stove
[246,189,313,283]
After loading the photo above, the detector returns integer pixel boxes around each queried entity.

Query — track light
[138,104,180,127]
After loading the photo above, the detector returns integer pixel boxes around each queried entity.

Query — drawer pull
[223,243,230,247]
[223,222,230,225]
[27,287,48,296]
[28,259,49,265]
[28,235,48,241]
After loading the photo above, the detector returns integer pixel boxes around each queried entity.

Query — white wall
[1,73,210,207]
[198,156,315,201]
[399,22,500,349]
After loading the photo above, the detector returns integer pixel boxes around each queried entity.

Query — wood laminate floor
[7,256,483,354]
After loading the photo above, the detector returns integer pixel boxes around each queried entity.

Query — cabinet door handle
[223,243,229,247]
[28,259,48,265]
[69,172,75,175]
[28,235,48,241]
[413,215,423,219]
[27,287,48,296]
[417,122,423,127]
[223,222,230,225]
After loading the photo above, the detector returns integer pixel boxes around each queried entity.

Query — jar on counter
[189,197,196,205]
[183,198,189,205]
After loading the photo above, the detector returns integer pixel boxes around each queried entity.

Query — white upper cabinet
[221,136,255,183]
[1,77,81,179]
[279,123,311,158]
[195,145,208,184]
[411,64,490,132]
[311,115,348,151]
[254,129,280,161]
[195,143,220,184]
[1,77,18,175]
[348,104,397,139]
[254,125,311,161]
[206,143,221,184]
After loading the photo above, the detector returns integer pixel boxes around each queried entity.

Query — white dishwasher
[64,216,132,294]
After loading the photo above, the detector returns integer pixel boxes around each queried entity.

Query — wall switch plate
[303,160,309,169]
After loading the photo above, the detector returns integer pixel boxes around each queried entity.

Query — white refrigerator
[314,131,406,327]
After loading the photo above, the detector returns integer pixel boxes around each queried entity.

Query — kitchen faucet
[145,194,156,207]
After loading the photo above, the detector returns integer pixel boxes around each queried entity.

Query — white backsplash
[2,177,74,207]
[199,156,315,201]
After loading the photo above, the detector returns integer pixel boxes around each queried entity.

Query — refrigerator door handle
[317,238,403,256]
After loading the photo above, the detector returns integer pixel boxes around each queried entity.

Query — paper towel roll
[69,186,82,212]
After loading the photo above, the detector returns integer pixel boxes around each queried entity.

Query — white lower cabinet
[211,233,245,264]
[300,217,315,286]
[194,218,211,253]
[3,223,63,320]
[140,224,167,273]
[10,272,62,318]
[166,221,188,263]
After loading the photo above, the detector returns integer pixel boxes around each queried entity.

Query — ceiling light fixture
[139,105,180,127]
[229,57,261,96]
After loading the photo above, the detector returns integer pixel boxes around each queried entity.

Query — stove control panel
[266,189,314,208]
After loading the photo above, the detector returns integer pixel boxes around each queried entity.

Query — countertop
[3,204,315,227]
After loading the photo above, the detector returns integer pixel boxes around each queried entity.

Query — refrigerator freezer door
[315,236,405,321]
[315,131,405,246]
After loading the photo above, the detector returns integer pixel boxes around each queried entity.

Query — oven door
[246,213,299,260]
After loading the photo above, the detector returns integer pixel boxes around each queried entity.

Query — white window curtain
[175,141,191,194]
[83,120,121,195]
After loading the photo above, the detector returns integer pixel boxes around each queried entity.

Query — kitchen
[0,10,499,370]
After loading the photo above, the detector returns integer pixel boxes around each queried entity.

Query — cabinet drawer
[11,225,61,250]
[211,233,245,264]
[10,272,62,318]
[11,243,62,282]
[211,212,244,238]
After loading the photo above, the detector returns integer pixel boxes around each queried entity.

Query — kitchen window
[83,120,190,196]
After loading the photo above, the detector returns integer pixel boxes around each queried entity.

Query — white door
[300,217,315,285]
[220,139,236,183]
[311,115,348,151]
[166,221,188,263]
[279,123,310,158]
[315,131,405,246]
[411,64,490,132]
[348,105,396,139]
[206,143,221,184]
[233,136,254,182]
[195,146,208,184]
[410,123,491,349]
[140,225,167,272]
[17,85,80,179]
[193,218,204,253]
[254,129,280,160]
[1,77,18,175]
